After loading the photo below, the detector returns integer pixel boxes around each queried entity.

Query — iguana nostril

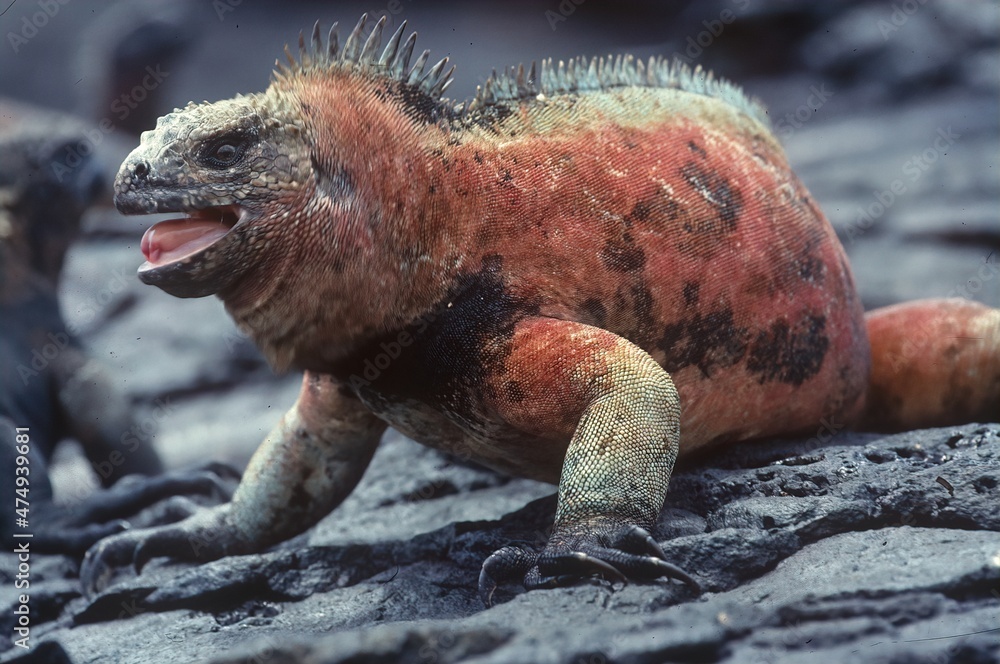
[134,161,149,178]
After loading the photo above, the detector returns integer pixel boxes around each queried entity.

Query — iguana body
[86,16,1000,601]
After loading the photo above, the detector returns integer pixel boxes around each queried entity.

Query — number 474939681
[14,428,30,528]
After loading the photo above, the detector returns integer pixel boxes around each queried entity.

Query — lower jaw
[136,238,239,298]
[138,259,225,298]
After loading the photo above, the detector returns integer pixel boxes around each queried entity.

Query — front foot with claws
[478,521,700,606]
[80,503,248,596]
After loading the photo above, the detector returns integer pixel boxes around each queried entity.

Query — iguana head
[114,92,311,298]
[115,14,457,304]
[114,15,457,369]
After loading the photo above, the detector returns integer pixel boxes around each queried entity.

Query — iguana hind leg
[477,318,699,605]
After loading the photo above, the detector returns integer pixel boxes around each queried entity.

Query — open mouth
[140,205,242,268]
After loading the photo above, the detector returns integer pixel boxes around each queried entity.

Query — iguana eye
[199,131,253,169]
[214,144,237,162]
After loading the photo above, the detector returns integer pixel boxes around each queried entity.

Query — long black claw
[81,534,139,597]
[132,531,190,574]
[480,522,699,604]
[649,558,701,593]
[132,537,161,575]
[477,567,498,608]
[614,524,667,559]
[479,546,537,607]
[539,551,628,585]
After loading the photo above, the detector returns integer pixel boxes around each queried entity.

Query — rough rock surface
[2,426,998,663]
[1,1,997,663]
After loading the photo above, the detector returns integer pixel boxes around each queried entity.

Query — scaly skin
[861,299,1000,431]
[83,16,1000,603]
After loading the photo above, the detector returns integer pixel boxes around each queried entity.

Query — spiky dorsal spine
[272,14,767,127]
[465,55,768,126]
[271,14,455,99]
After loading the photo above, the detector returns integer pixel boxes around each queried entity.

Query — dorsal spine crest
[273,14,768,127]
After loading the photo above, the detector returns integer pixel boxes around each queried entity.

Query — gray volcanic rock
[1,2,998,663]
[2,425,997,663]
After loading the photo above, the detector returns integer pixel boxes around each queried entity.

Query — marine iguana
[83,15,1000,603]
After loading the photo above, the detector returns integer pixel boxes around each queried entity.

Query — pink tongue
[141,218,230,266]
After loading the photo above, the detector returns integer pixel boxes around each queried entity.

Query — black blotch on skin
[614,283,657,348]
[794,253,826,284]
[659,307,749,377]
[464,103,514,132]
[392,83,448,125]
[330,255,538,427]
[600,233,646,273]
[746,315,829,385]
[630,195,682,228]
[634,285,655,333]
[662,198,683,222]
[582,298,607,328]
[682,282,700,306]
[688,140,707,157]
[681,162,743,230]
[624,200,651,227]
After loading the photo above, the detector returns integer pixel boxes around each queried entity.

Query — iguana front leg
[81,372,385,594]
[477,318,699,605]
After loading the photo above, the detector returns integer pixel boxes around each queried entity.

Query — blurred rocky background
[0,1,997,662]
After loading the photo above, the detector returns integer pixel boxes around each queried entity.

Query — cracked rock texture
[1,1,997,663]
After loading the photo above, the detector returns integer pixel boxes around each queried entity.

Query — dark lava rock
[2,425,998,663]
